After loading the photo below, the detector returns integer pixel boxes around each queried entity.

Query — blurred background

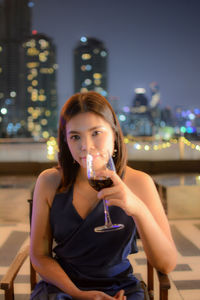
[0,0,200,168]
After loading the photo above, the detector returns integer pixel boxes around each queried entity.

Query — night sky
[12,0,200,110]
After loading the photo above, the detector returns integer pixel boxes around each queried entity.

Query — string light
[179,136,200,152]
[46,136,200,161]
[46,136,58,160]
[123,136,200,152]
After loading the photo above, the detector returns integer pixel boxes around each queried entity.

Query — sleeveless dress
[30,186,144,300]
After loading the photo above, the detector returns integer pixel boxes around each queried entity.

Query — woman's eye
[70,135,80,140]
[92,131,101,136]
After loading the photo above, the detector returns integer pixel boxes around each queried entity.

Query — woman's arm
[30,169,116,300]
[97,167,177,274]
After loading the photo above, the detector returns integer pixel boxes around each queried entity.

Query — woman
[30,91,177,300]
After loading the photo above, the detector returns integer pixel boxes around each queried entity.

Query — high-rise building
[130,88,152,136]
[0,0,32,137]
[4,0,31,41]
[149,82,161,129]
[74,37,108,97]
[0,4,5,39]
[21,33,58,139]
[0,0,58,138]
[132,88,148,112]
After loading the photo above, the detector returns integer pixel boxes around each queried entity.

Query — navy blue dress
[30,186,144,299]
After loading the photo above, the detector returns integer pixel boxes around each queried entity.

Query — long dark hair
[58,91,127,190]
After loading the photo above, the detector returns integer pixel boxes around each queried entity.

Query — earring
[112,149,117,157]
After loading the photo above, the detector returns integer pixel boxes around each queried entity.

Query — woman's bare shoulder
[36,167,62,191]
[124,166,154,188]
[124,166,159,207]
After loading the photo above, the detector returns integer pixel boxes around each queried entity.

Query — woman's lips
[80,157,86,161]
[81,153,101,161]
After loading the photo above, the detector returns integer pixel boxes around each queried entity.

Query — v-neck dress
[30,186,144,300]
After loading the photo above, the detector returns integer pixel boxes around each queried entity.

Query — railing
[0,137,200,162]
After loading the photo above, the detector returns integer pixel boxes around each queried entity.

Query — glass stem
[103,199,113,227]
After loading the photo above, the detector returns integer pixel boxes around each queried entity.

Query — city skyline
[29,0,200,111]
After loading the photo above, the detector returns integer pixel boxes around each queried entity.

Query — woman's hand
[76,289,125,299]
[113,289,126,299]
[97,170,142,217]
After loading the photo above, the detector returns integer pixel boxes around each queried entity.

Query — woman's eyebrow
[89,126,106,131]
[67,126,105,135]
[67,130,79,135]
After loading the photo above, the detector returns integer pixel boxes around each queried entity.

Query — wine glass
[87,149,125,233]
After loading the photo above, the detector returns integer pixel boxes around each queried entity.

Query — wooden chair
[0,199,171,300]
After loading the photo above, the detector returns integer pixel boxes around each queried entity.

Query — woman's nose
[80,137,93,151]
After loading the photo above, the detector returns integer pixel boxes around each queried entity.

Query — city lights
[0,0,199,147]
[80,36,87,43]
[74,37,108,96]
[81,53,91,60]
[116,84,200,140]
[45,135,200,161]
[28,1,35,8]
[100,51,107,57]
[32,30,38,35]
[10,91,16,97]
[5,98,12,105]
[20,33,58,138]
[119,114,126,122]
[1,108,7,115]
[135,88,146,94]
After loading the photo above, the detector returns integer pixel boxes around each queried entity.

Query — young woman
[30,91,177,300]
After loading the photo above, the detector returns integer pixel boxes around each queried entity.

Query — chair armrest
[156,269,171,289]
[0,244,30,291]
[147,261,170,300]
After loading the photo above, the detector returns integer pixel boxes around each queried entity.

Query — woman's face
[66,112,115,168]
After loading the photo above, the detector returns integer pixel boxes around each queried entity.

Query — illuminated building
[21,33,58,139]
[132,88,148,112]
[0,0,58,138]
[161,107,173,127]
[0,0,32,137]
[74,37,108,97]
[149,82,161,129]
[131,88,152,136]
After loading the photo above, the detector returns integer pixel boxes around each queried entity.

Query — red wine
[88,177,113,191]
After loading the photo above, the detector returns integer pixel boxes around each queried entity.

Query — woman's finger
[96,169,122,186]
[97,185,120,200]
[114,289,125,299]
